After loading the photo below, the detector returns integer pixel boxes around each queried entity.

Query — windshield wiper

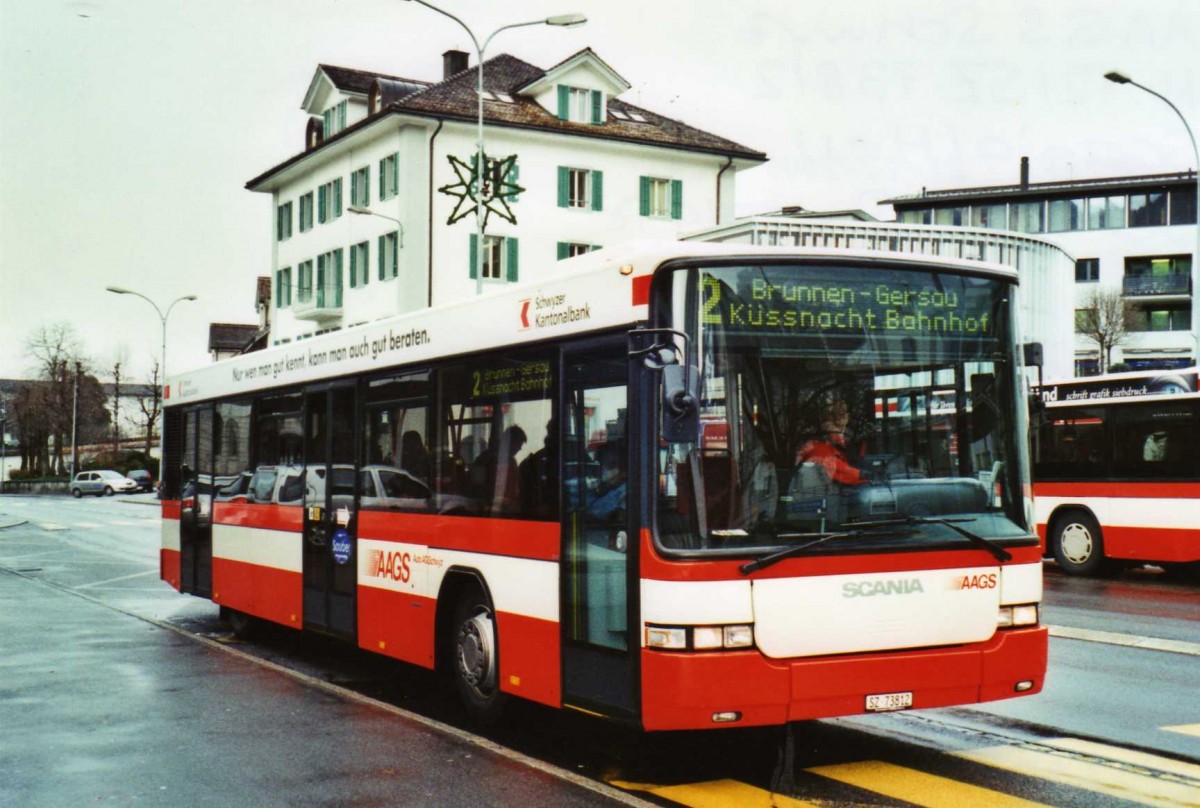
[737,515,1012,576]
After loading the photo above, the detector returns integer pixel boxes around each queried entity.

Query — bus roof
[166,240,1021,406]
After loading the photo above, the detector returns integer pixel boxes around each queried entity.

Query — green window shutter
[285,269,291,306]
[379,159,385,199]
[378,235,385,280]
[363,166,370,206]
[390,234,398,278]
[316,256,326,307]
[591,90,602,124]
[469,234,479,280]
[334,179,342,216]
[335,250,343,306]
[591,170,603,212]
[392,153,399,198]
[350,244,358,288]
[275,271,283,307]
[557,166,569,208]
[557,242,569,261]
[671,179,683,220]
[361,244,369,286]
[318,186,326,223]
[639,176,650,217]
[557,85,569,120]
[506,238,518,282]
[350,172,358,207]
[339,101,347,131]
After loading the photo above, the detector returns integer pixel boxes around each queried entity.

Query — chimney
[1020,156,1030,189]
[443,50,469,80]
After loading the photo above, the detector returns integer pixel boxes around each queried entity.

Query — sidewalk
[0,570,637,807]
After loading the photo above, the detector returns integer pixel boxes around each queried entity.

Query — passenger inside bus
[469,425,527,512]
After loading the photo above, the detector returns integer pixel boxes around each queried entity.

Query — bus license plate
[865,691,913,712]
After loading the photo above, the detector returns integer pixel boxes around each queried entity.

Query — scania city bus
[1032,367,1200,576]
[161,242,1047,730]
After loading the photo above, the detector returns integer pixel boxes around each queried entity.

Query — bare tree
[132,359,164,456]
[1077,288,1136,374]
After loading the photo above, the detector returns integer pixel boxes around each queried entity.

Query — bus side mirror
[1023,342,1043,368]
[662,363,699,443]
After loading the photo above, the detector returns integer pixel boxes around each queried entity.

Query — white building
[246,50,766,346]
[880,163,1198,376]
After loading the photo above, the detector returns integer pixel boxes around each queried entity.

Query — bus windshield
[655,262,1031,555]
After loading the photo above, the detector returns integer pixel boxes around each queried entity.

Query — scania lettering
[160,242,1046,730]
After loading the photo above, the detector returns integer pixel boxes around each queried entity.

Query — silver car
[71,470,139,497]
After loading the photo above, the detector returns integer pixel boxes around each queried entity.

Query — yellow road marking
[1164,724,1200,739]
[610,779,817,807]
[807,760,1045,807]
[957,744,1200,808]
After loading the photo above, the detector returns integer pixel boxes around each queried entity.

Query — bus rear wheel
[450,591,507,724]
[1052,511,1112,577]
[222,607,260,640]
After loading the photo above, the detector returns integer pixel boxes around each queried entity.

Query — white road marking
[1048,624,1200,657]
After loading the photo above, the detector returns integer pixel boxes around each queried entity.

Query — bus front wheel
[450,591,507,724]
[1052,511,1112,577]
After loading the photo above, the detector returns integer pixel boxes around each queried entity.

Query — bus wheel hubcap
[1061,524,1093,564]
[457,610,496,695]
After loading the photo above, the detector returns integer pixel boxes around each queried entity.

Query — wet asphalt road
[1,493,1197,807]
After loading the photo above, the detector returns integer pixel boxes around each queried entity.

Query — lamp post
[348,206,404,248]
[105,287,198,389]
[402,1,586,295]
[1105,70,1200,365]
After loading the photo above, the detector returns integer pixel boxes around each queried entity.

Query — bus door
[179,404,213,598]
[302,384,359,639]
[561,343,638,720]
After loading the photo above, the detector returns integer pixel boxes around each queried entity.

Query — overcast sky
[2,0,1197,383]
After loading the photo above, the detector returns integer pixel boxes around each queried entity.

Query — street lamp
[1105,70,1200,364]
[402,0,586,294]
[105,287,198,385]
[348,206,404,247]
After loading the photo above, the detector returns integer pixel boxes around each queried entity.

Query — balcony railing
[1122,274,1191,297]
[293,282,343,320]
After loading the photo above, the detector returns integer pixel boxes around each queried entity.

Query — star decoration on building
[438,153,524,227]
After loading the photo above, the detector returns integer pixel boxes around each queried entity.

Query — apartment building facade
[247,49,766,346]
[881,162,1198,376]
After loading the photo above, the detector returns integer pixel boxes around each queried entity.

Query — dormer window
[481,90,515,104]
[557,85,603,124]
[610,108,647,124]
[322,100,348,137]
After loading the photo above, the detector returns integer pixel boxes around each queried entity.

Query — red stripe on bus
[640,626,1046,731]
[358,587,437,669]
[213,502,304,532]
[162,500,181,520]
[1035,521,1200,563]
[212,557,302,629]
[496,611,561,708]
[632,274,652,306]
[161,548,181,590]
[358,511,559,562]
[638,529,1042,582]
[1034,481,1200,499]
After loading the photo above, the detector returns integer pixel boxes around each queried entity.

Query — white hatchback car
[71,470,139,497]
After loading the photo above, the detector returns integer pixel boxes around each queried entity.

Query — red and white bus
[1032,367,1200,576]
[161,242,1047,730]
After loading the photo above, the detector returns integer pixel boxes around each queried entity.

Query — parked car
[71,470,139,497]
[126,469,154,493]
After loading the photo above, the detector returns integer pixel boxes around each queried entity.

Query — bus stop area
[0,569,636,807]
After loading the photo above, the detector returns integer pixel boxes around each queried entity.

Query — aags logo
[368,550,411,583]
[952,573,998,591]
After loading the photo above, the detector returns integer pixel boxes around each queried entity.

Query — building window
[297,260,314,302]
[1075,258,1099,283]
[558,167,603,211]
[557,85,602,124]
[1010,201,1044,233]
[276,202,293,241]
[970,204,1006,229]
[323,100,347,138]
[640,176,682,220]
[1124,255,1192,296]
[318,178,342,224]
[898,208,932,225]
[350,241,369,288]
[276,267,292,308]
[1169,187,1197,225]
[299,192,314,232]
[379,153,399,200]
[378,232,399,280]
[1132,305,1192,332]
[557,242,600,260]
[1129,192,1168,228]
[933,206,967,226]
[470,234,518,282]
[1087,195,1125,229]
[351,165,370,207]
[1048,198,1084,232]
[316,249,344,307]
